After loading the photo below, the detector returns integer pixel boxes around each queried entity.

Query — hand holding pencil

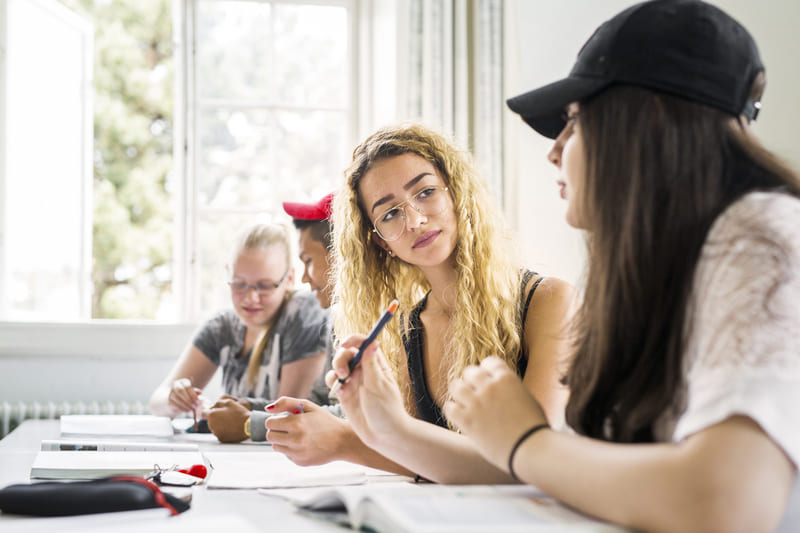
[329,299,399,397]
[326,300,412,448]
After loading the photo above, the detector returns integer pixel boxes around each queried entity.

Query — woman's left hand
[444,356,549,472]
[326,334,410,449]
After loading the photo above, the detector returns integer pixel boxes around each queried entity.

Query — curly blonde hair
[331,123,523,408]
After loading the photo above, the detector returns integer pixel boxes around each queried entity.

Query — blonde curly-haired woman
[268,124,576,483]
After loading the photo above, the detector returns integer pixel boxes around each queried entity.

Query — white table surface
[0,419,350,531]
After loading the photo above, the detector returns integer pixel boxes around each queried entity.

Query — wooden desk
[0,419,346,531]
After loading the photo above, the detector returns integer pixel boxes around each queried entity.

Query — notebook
[259,483,629,533]
[29,450,206,480]
[59,415,174,438]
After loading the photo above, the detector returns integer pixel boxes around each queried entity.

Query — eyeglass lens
[375,187,448,241]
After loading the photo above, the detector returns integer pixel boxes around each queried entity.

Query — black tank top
[400,270,543,428]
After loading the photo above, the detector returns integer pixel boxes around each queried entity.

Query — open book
[260,482,629,533]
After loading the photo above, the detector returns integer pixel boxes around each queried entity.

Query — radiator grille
[0,400,148,439]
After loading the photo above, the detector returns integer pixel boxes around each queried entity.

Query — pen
[329,299,399,396]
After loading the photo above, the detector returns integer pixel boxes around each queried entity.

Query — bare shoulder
[524,276,579,319]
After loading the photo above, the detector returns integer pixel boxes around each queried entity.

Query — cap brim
[282,201,326,220]
[507,76,610,139]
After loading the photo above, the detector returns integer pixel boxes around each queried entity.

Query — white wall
[505,0,800,288]
[0,323,200,403]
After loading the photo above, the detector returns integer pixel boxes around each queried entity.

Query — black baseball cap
[507,0,764,139]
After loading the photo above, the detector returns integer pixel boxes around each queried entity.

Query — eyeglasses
[228,269,288,297]
[371,186,450,241]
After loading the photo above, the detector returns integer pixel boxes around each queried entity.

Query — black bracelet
[507,423,549,481]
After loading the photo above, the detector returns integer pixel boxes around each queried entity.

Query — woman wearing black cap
[445,1,800,532]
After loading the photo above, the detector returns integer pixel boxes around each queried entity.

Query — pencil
[329,299,399,396]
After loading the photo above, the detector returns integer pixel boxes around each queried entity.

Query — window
[0,0,355,323]
[187,0,353,319]
[2,0,93,321]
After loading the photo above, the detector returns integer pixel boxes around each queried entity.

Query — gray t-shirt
[308,331,335,406]
[248,331,343,442]
[193,290,329,400]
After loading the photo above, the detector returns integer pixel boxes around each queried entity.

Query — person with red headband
[263,193,408,471]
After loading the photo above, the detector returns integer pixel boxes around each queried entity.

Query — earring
[387,249,393,256]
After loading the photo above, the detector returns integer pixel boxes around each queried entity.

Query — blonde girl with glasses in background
[149,223,329,442]
[267,123,575,483]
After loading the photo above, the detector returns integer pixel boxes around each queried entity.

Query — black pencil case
[0,475,190,516]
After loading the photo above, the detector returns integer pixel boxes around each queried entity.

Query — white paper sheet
[204,451,372,489]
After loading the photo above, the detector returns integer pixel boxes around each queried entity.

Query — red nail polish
[266,404,275,410]
[293,409,301,414]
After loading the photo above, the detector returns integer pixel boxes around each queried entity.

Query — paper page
[204,451,369,489]
[259,482,397,510]
[29,450,207,480]
[361,485,628,533]
[268,483,627,533]
[60,415,174,438]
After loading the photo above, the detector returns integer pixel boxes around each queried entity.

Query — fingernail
[266,404,275,410]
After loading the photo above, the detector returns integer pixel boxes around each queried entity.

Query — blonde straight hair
[331,124,522,408]
[231,223,294,389]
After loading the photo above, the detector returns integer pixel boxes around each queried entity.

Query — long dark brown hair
[565,83,800,442]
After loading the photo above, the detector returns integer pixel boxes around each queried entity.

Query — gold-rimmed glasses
[371,186,450,241]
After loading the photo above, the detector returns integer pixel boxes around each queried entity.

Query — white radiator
[0,400,148,439]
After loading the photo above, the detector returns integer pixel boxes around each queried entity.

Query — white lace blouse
[659,191,800,530]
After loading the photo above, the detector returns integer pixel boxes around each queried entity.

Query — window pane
[196,107,275,209]
[191,1,351,321]
[4,0,92,320]
[196,108,347,210]
[75,0,175,320]
[272,110,349,189]
[273,4,348,107]
[196,1,274,101]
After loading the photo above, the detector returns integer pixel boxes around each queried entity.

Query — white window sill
[0,322,197,360]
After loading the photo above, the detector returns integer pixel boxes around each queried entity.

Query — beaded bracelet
[507,423,549,481]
